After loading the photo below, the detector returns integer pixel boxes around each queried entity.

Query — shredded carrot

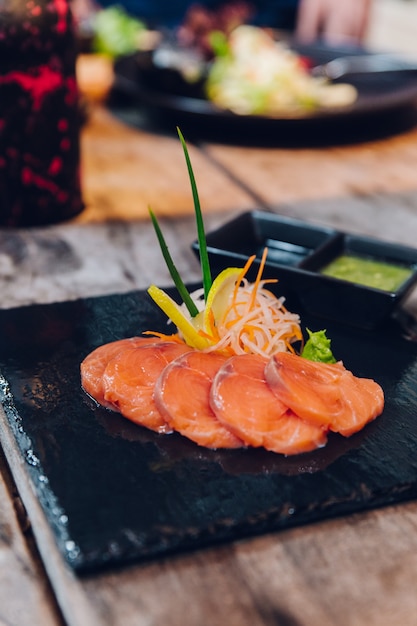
[194,248,303,356]
[202,277,302,357]
[238,254,256,284]
[206,308,221,343]
[148,248,302,357]
[143,330,185,344]
[229,255,254,311]
[249,247,268,311]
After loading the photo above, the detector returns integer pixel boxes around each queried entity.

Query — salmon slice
[154,351,243,449]
[333,371,385,436]
[265,352,384,436]
[210,354,327,455]
[102,341,192,433]
[80,336,160,409]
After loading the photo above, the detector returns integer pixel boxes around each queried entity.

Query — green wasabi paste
[301,329,336,363]
[320,254,412,292]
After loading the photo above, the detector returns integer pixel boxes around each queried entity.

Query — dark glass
[0,0,84,226]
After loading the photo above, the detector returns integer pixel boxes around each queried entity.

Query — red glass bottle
[0,0,84,226]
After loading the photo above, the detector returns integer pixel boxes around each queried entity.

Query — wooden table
[3,58,417,624]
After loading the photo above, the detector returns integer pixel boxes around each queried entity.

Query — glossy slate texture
[1,289,417,573]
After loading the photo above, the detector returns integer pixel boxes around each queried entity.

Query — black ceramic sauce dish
[192,211,417,330]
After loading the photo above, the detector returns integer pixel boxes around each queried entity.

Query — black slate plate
[111,42,417,144]
[1,287,417,574]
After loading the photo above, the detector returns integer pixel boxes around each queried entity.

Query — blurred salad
[206,25,357,116]
[91,5,147,57]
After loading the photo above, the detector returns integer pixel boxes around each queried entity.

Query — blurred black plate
[112,42,417,144]
[1,287,417,574]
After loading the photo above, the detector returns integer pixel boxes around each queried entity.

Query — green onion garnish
[149,207,199,318]
[177,127,212,300]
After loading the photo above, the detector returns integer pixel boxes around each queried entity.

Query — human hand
[71,0,100,27]
[295,0,373,44]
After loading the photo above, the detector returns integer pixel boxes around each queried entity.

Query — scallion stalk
[177,127,212,300]
[149,208,199,317]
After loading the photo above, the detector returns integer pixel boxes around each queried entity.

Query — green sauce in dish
[320,254,413,292]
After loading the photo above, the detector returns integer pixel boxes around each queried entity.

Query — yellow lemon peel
[147,285,211,350]
[202,267,243,334]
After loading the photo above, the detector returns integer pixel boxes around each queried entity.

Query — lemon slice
[147,285,211,350]
[203,267,242,333]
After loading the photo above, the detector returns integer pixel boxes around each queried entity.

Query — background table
[2,1,417,624]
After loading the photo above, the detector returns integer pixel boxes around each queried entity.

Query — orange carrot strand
[143,331,184,343]
[249,247,268,311]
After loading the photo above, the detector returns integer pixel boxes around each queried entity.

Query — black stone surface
[0,288,417,574]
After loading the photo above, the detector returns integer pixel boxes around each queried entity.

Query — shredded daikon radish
[178,279,302,356]
[159,249,302,356]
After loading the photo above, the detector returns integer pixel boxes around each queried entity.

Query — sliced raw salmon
[80,336,160,409]
[210,354,328,455]
[154,351,243,449]
[265,352,384,436]
[332,371,385,436]
[102,341,192,433]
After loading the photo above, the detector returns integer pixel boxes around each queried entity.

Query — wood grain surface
[79,501,417,626]
[77,106,254,223]
[203,126,417,207]
[2,2,417,623]
[0,449,64,626]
